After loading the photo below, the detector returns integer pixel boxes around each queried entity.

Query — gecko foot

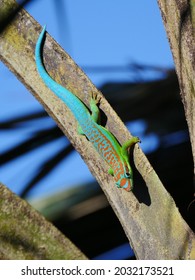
[91,91,101,105]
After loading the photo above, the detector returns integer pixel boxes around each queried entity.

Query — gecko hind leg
[108,167,114,176]
[78,125,85,135]
[78,92,101,135]
[90,92,101,124]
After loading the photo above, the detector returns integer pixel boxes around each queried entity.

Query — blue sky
[25,0,174,85]
[0,0,174,199]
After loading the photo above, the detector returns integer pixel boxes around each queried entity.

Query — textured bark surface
[0,183,87,259]
[0,0,195,259]
[158,0,195,175]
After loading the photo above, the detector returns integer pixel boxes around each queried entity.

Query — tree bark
[0,183,87,259]
[158,0,195,175]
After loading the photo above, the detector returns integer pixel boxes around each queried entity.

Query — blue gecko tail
[35,26,91,121]
[35,26,75,105]
[35,25,72,95]
[35,25,63,94]
[35,25,47,78]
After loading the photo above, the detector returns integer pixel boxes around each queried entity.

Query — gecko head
[116,172,133,192]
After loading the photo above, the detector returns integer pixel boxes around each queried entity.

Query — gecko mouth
[123,183,133,192]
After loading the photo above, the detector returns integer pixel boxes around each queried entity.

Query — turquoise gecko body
[35,26,140,191]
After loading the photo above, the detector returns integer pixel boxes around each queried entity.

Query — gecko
[35,26,140,191]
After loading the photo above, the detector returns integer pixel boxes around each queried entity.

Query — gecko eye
[125,172,131,178]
